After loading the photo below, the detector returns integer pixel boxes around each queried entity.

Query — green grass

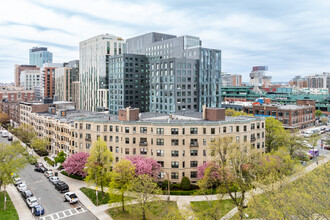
[191,199,236,219]
[108,201,182,220]
[0,191,19,220]
[44,156,54,166]
[80,187,124,206]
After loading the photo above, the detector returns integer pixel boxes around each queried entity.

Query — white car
[44,171,53,178]
[17,183,28,192]
[14,177,22,186]
[64,192,79,204]
[49,176,60,184]
[26,196,39,208]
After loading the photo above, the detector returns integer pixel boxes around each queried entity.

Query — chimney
[119,107,140,121]
[203,106,225,121]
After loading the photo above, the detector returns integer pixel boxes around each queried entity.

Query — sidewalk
[6,185,36,220]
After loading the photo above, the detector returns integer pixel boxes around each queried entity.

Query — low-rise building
[20,104,265,183]
[243,102,315,130]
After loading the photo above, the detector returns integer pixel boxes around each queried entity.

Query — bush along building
[19,101,265,183]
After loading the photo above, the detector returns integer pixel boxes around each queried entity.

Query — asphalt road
[0,134,97,220]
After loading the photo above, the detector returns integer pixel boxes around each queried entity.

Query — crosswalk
[39,207,87,220]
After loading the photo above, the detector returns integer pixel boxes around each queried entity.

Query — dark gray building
[108,54,149,115]
[126,32,222,114]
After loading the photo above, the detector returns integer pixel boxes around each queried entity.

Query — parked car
[34,166,47,173]
[44,170,53,178]
[7,135,13,141]
[49,176,60,185]
[26,196,39,208]
[32,205,44,216]
[55,181,69,193]
[2,130,8,137]
[64,192,79,204]
[14,177,23,186]
[324,145,330,150]
[35,162,44,168]
[309,149,319,158]
[22,190,33,199]
[17,183,28,192]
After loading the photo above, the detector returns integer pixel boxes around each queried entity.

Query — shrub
[181,176,191,190]
[26,155,37,165]
[44,156,54,166]
[162,180,170,190]
[61,171,85,180]
[171,183,181,190]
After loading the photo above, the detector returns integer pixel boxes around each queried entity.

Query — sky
[0,0,330,83]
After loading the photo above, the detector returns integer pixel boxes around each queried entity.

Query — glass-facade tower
[29,47,53,68]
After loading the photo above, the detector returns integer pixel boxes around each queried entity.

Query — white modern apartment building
[79,34,126,111]
[20,69,41,90]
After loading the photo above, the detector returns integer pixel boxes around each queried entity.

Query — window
[156,128,164,134]
[171,172,179,179]
[156,150,164,157]
[86,124,91,130]
[190,128,198,134]
[244,135,247,142]
[203,128,206,134]
[103,136,107,142]
[125,148,129,155]
[211,128,215,134]
[171,150,179,157]
[244,125,247,132]
[251,123,255,130]
[171,128,179,135]
[140,127,147,133]
[230,126,233,132]
[86,143,90,149]
[104,125,107,132]
[140,148,147,155]
[203,139,207,146]
[133,148,136,154]
[110,125,113,131]
[223,126,226,133]
[157,161,164,167]
[115,136,119,142]
[190,161,198,167]
[157,139,164,146]
[171,162,179,168]
[190,171,197,178]
[125,138,129,144]
[115,147,119,153]
[171,139,179,146]
[125,127,129,133]
[236,126,239,132]
[115,126,119,132]
[236,136,240,143]
[203,150,206,156]
[190,150,198,156]
[257,123,260,129]
[190,139,198,147]
[182,128,185,135]
[97,125,100,132]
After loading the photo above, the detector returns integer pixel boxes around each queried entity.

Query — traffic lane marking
[39,207,86,220]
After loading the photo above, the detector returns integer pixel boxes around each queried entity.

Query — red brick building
[14,64,39,87]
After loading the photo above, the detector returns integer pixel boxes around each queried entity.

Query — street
[0,135,98,220]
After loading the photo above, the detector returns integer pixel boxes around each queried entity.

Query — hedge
[61,171,85,181]
[44,157,54,166]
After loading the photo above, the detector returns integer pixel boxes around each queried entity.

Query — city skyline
[1,0,330,83]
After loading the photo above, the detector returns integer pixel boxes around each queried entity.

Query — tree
[315,109,322,118]
[180,176,191,190]
[108,159,135,213]
[249,162,329,219]
[0,113,10,124]
[0,142,27,211]
[31,137,49,153]
[54,151,66,165]
[128,174,162,220]
[85,138,113,196]
[11,124,36,145]
[125,156,161,176]
[209,136,257,220]
[308,133,320,157]
[225,109,253,117]
[197,162,222,190]
[62,152,89,177]
[265,117,288,152]
[286,130,308,159]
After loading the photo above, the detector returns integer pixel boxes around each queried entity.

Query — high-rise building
[14,64,39,86]
[40,63,63,99]
[79,34,126,111]
[305,72,330,89]
[20,69,41,90]
[126,32,222,113]
[221,73,242,87]
[249,66,271,88]
[29,47,53,68]
[54,60,79,103]
[108,54,149,115]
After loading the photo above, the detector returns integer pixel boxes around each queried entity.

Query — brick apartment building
[243,100,315,130]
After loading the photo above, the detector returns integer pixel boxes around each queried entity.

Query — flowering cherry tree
[62,152,90,177]
[197,162,221,180]
[125,156,161,176]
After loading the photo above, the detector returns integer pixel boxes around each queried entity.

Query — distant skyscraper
[29,47,53,68]
[79,34,126,111]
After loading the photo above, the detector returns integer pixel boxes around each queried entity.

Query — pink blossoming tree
[197,162,222,181]
[125,156,161,176]
[62,152,90,177]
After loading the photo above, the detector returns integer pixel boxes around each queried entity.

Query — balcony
[139,142,148,146]
[190,142,199,147]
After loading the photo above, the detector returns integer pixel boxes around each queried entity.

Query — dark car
[22,190,33,199]
[34,166,47,173]
[35,162,44,168]
[32,205,44,216]
[7,136,13,141]
[55,181,69,193]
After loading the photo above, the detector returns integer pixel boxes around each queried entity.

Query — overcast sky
[0,0,329,83]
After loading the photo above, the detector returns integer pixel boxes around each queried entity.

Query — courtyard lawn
[0,191,19,220]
